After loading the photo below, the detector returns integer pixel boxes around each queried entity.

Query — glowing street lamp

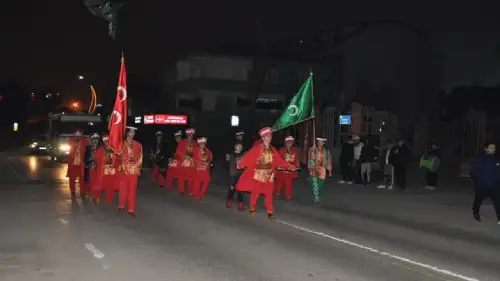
[78,75,84,80]
[72,101,81,110]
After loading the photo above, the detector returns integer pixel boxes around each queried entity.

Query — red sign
[144,114,188,125]
[144,115,155,124]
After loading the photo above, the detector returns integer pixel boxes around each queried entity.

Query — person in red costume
[275,136,301,200]
[95,135,120,205]
[236,127,295,219]
[193,137,213,200]
[166,130,182,190]
[66,129,88,196]
[118,126,143,217]
[175,128,198,196]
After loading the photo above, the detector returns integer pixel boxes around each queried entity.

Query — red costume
[275,136,300,200]
[236,127,294,217]
[95,136,120,205]
[193,138,213,200]
[175,128,198,196]
[119,136,143,215]
[67,130,88,194]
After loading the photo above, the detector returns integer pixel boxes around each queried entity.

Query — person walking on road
[378,140,394,189]
[352,135,364,184]
[118,126,143,217]
[389,138,411,190]
[308,137,332,206]
[360,138,377,185]
[226,141,246,211]
[470,141,500,223]
[339,138,354,184]
[275,136,300,200]
[420,143,441,191]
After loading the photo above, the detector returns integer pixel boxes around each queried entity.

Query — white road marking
[58,218,69,224]
[277,220,480,281]
[84,243,105,259]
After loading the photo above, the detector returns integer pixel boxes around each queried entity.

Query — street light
[78,75,84,80]
[72,101,80,109]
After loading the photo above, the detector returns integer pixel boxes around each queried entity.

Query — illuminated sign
[144,114,188,125]
[144,115,155,124]
[339,115,351,125]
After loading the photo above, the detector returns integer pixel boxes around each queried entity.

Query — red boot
[226,200,232,208]
[237,202,245,212]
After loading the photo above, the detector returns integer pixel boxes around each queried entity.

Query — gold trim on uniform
[182,140,195,168]
[253,148,274,183]
[73,142,82,166]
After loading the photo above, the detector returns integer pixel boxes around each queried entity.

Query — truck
[47,112,103,162]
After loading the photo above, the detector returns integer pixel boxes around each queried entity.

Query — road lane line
[84,243,105,259]
[277,220,480,281]
[58,218,69,224]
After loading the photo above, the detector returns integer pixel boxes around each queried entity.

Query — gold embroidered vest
[253,148,274,183]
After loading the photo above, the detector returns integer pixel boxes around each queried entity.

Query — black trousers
[227,174,244,202]
[472,188,500,219]
[426,171,438,186]
[340,160,352,181]
[393,164,407,190]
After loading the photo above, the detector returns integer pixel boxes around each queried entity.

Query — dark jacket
[340,142,354,163]
[84,145,97,184]
[151,141,169,168]
[470,153,500,189]
[389,144,411,167]
[360,144,377,163]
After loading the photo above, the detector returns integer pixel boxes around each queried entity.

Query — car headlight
[59,144,70,151]
[30,142,38,148]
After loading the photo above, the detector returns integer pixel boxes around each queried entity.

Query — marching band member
[308,137,333,206]
[95,135,120,205]
[66,129,88,196]
[227,141,245,211]
[150,131,167,188]
[193,137,213,200]
[166,130,182,190]
[84,133,101,202]
[175,128,198,196]
[118,126,143,216]
[275,136,300,200]
[236,127,295,219]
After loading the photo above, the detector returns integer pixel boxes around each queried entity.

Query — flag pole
[310,69,316,147]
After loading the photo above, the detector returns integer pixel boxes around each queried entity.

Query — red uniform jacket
[194,147,213,173]
[252,139,262,148]
[120,140,143,176]
[278,147,300,179]
[176,139,198,168]
[95,146,119,182]
[67,138,88,175]
[236,144,293,194]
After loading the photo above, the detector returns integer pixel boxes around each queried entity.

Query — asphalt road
[1,154,499,281]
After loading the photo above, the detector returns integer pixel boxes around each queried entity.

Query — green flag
[272,74,315,131]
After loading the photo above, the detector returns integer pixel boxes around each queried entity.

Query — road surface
[1,154,499,281]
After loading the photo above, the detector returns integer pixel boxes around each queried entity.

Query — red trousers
[249,181,275,214]
[68,165,83,193]
[275,173,293,200]
[119,174,138,213]
[152,164,165,186]
[166,167,179,190]
[193,171,211,199]
[88,169,102,200]
[178,167,195,195]
[102,174,119,204]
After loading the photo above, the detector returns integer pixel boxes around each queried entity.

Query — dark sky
[1,0,500,104]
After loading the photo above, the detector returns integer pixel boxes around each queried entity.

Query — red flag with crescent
[108,54,127,152]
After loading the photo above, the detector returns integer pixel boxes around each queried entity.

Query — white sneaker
[347,181,353,184]
[377,185,386,189]
[497,221,500,225]
[388,186,393,190]
[428,186,436,191]
[339,180,346,184]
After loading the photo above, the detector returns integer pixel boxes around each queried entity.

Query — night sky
[1,0,500,104]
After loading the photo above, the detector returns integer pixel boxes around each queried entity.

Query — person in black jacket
[150,131,168,188]
[470,141,500,223]
[339,138,354,184]
[360,139,377,185]
[389,138,411,190]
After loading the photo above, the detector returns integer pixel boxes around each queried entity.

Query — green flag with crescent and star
[272,73,315,131]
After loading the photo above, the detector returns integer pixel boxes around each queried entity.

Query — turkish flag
[108,54,127,152]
